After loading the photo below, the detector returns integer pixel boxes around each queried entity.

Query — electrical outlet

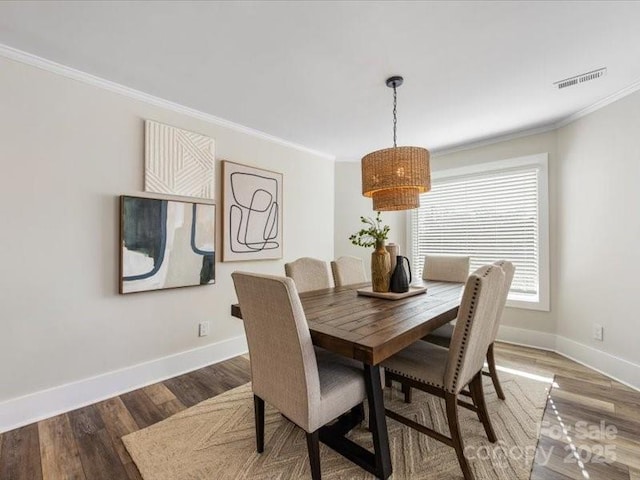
[593,324,603,342]
[198,321,210,337]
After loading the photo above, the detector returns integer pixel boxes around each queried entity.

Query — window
[409,153,549,311]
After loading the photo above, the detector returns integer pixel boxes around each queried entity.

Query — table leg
[364,364,392,479]
[318,364,392,479]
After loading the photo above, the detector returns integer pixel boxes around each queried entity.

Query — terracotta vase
[371,240,391,292]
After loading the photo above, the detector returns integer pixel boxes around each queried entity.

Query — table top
[231,280,464,366]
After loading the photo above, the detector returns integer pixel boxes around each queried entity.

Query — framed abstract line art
[222,161,283,261]
[144,120,215,199]
[120,196,216,294]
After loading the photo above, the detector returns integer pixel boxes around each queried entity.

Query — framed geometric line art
[120,196,216,294]
[222,161,283,262]
[144,120,215,199]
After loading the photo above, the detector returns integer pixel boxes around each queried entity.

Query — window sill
[506,294,550,312]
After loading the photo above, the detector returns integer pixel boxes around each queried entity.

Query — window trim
[407,153,550,312]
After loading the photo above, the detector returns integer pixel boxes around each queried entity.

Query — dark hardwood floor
[0,345,638,479]
[0,356,251,480]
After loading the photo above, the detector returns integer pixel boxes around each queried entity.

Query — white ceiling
[1,1,640,160]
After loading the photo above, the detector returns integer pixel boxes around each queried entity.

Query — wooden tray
[357,285,427,300]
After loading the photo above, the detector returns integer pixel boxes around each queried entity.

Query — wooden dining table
[231,279,464,480]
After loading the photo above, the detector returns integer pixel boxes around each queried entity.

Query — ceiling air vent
[554,67,607,89]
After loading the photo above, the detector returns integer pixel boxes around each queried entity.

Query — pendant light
[361,76,431,211]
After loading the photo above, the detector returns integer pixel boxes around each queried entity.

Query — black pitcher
[389,255,412,293]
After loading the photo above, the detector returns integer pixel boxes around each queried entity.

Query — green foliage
[348,211,390,248]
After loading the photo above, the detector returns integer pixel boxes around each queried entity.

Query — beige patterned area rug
[124,371,550,480]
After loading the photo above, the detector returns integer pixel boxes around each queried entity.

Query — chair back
[422,254,470,283]
[284,257,333,292]
[490,260,515,342]
[331,256,367,286]
[232,272,321,431]
[444,265,505,393]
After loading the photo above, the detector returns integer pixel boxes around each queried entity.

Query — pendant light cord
[392,84,398,148]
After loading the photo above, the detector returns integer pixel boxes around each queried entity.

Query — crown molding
[433,76,640,157]
[0,43,335,161]
[431,123,558,158]
[2,42,640,163]
[335,122,557,162]
[554,77,640,128]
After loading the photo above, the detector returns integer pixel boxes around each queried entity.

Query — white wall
[334,132,558,335]
[431,131,558,335]
[556,90,640,365]
[0,56,334,424]
[2,47,639,432]
[333,99,640,389]
[334,161,407,275]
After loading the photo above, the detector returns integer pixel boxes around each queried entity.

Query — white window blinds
[410,167,540,299]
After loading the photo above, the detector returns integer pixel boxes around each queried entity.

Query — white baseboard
[554,335,640,393]
[496,325,640,392]
[496,325,557,351]
[0,335,248,433]
[2,327,639,433]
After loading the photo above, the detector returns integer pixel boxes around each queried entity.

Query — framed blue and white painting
[120,196,216,293]
[221,161,283,261]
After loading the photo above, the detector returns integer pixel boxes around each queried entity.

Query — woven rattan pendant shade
[361,76,431,211]
[362,146,431,211]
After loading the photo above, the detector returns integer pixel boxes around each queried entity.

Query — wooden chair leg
[469,373,497,443]
[254,395,265,453]
[487,343,506,400]
[401,383,412,403]
[305,430,321,480]
[445,392,474,480]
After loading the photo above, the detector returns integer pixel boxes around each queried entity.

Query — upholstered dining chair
[284,257,333,293]
[386,254,471,392]
[232,272,367,480]
[382,265,505,480]
[330,256,367,287]
[423,254,470,283]
[418,254,471,347]
[423,261,515,400]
